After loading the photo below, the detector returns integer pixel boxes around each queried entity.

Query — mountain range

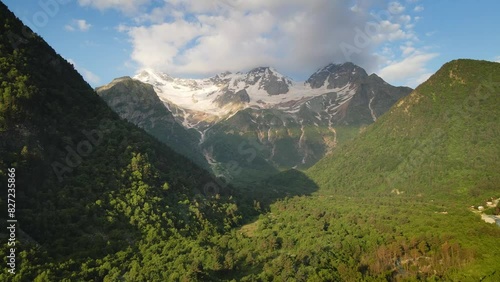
[1,1,499,281]
[98,63,412,182]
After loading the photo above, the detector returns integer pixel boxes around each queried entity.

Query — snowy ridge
[133,67,358,120]
[369,91,377,122]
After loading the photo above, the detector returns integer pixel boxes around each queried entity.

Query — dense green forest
[0,3,243,280]
[1,2,499,281]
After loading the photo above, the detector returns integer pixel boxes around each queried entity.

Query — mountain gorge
[99,62,412,182]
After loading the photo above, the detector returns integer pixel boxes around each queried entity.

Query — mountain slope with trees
[182,60,500,281]
[308,59,500,200]
[1,1,499,280]
[194,60,500,281]
[0,3,242,280]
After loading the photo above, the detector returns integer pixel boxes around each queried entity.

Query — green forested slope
[309,59,500,201]
[0,3,241,280]
[303,59,500,279]
[201,60,500,281]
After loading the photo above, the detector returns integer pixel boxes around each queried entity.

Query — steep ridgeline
[102,63,411,183]
[308,59,500,199]
[96,77,209,170]
[0,3,241,281]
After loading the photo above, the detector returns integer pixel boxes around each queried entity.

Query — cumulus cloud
[414,5,424,12]
[378,52,438,87]
[126,20,210,71]
[78,0,434,86]
[117,0,426,79]
[495,56,500,63]
[415,72,433,85]
[65,19,91,32]
[400,43,416,56]
[81,69,101,85]
[388,2,405,14]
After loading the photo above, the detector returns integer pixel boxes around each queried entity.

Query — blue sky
[3,0,500,88]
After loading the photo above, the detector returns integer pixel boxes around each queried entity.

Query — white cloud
[370,20,416,44]
[117,0,390,78]
[379,52,438,87]
[76,20,91,31]
[78,0,151,14]
[64,0,429,87]
[388,2,405,14]
[398,15,412,24]
[414,5,424,12]
[400,44,415,56]
[127,20,210,71]
[115,0,429,78]
[495,56,500,63]
[415,72,433,85]
[81,69,101,85]
[67,59,101,85]
[350,4,360,13]
[65,19,91,32]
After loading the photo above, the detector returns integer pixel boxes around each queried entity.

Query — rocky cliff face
[306,62,367,89]
[96,77,208,169]
[244,67,293,95]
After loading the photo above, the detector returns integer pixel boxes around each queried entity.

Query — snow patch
[369,92,377,122]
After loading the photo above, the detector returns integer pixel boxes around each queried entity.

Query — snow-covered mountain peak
[306,62,368,89]
[131,64,377,121]
[245,66,292,84]
[231,66,294,96]
[135,69,174,85]
[210,71,233,86]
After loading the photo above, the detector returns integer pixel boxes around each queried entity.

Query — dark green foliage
[0,3,241,280]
